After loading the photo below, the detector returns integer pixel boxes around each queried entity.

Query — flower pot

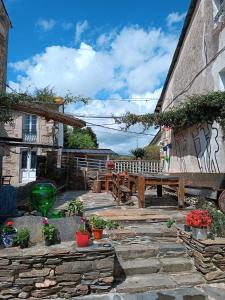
[92,228,103,240]
[192,227,208,240]
[76,232,89,247]
[1,232,17,248]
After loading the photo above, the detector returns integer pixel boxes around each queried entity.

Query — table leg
[157,185,162,197]
[105,176,109,193]
[137,176,145,208]
[178,178,185,209]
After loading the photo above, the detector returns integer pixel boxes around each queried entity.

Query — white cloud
[75,20,89,43]
[9,23,178,153]
[36,19,56,32]
[167,12,186,28]
[62,21,73,30]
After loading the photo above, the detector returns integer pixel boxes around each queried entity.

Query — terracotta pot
[76,232,89,247]
[92,228,103,240]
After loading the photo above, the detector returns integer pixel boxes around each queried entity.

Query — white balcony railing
[22,132,37,143]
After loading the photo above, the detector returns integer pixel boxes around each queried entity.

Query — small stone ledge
[0,241,115,299]
[178,230,225,283]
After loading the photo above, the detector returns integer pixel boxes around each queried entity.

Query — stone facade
[160,0,225,173]
[0,242,115,299]
[179,230,225,282]
[0,0,12,179]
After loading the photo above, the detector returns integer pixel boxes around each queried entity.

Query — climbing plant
[0,87,89,124]
[115,91,225,132]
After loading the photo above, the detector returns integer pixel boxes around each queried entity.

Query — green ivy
[115,91,225,133]
[0,87,89,124]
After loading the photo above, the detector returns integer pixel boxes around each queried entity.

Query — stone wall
[0,242,115,299]
[179,230,225,283]
[160,0,225,173]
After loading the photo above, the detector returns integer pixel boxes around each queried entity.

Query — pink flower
[80,217,86,223]
[42,218,48,225]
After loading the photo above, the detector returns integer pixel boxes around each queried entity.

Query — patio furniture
[112,172,132,206]
[1,175,14,185]
[129,173,185,209]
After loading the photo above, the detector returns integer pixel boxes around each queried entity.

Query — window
[31,151,37,169]
[219,68,225,90]
[21,151,28,169]
[23,114,37,134]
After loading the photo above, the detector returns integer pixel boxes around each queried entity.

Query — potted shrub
[89,215,106,240]
[186,210,212,240]
[67,199,84,216]
[14,228,30,249]
[1,220,17,248]
[42,218,57,246]
[76,217,89,247]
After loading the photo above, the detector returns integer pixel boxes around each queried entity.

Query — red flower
[186,210,211,228]
[7,221,13,227]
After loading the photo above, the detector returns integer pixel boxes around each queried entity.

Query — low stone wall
[0,242,115,299]
[178,230,225,283]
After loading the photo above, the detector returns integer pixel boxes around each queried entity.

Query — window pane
[31,115,37,134]
[21,151,28,169]
[31,151,37,169]
[23,114,30,133]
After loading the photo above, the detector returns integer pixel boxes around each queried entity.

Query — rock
[62,284,89,296]
[31,286,62,298]
[18,292,30,299]
[55,261,93,274]
[95,258,114,270]
[82,272,100,280]
[19,268,50,278]
[1,287,21,296]
[46,258,62,264]
[0,276,14,282]
[0,259,10,266]
[205,270,225,281]
[99,276,114,284]
[33,264,43,269]
[35,279,57,288]
[0,270,14,277]
[21,286,33,292]
[15,277,44,286]
[0,282,12,289]
[205,246,223,253]
[214,254,223,260]
[56,273,80,282]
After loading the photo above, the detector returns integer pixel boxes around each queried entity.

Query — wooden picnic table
[129,173,185,209]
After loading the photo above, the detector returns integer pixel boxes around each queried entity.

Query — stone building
[156,0,225,177]
[0,0,12,181]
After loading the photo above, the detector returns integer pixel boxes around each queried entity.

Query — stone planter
[192,227,207,240]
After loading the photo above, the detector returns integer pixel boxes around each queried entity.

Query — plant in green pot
[67,199,84,216]
[89,215,106,240]
[42,218,57,246]
[14,228,30,249]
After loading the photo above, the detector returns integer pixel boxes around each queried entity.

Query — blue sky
[5,0,190,154]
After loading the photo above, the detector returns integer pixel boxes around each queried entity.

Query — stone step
[118,256,194,277]
[120,258,160,276]
[115,272,205,294]
[115,273,177,293]
[115,242,187,260]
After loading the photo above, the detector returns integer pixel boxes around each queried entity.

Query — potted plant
[76,217,89,247]
[89,215,106,240]
[67,199,84,216]
[1,220,17,248]
[14,228,30,249]
[42,218,57,246]
[186,210,212,240]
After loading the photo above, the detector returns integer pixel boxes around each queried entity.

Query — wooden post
[157,185,162,197]
[178,178,185,209]
[137,175,145,208]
